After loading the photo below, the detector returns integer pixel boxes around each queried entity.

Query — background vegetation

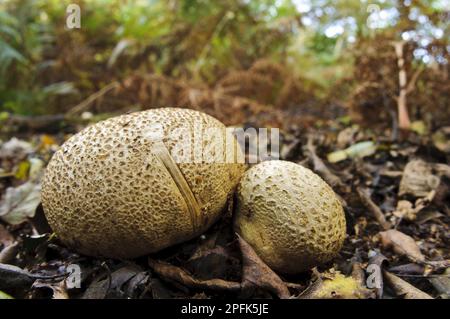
[0,0,448,129]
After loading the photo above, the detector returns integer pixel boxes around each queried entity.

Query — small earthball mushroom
[42,108,246,258]
[234,160,346,274]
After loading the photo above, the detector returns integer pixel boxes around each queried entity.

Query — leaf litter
[0,111,449,299]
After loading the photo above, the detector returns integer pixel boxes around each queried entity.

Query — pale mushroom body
[42,108,246,258]
[234,160,346,273]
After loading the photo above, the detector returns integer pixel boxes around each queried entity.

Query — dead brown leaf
[148,259,241,293]
[83,263,149,299]
[380,229,425,263]
[299,268,374,299]
[0,241,19,264]
[399,160,440,197]
[237,234,290,299]
[393,200,420,221]
[186,245,239,281]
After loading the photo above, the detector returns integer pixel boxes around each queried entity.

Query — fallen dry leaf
[237,234,290,299]
[0,241,19,264]
[32,280,69,299]
[148,259,241,293]
[392,200,421,221]
[0,181,41,225]
[399,160,440,197]
[389,263,425,275]
[83,264,149,299]
[380,229,425,263]
[0,263,35,292]
[186,245,239,281]
[0,138,33,160]
[299,269,374,299]
[0,224,14,246]
[0,263,67,295]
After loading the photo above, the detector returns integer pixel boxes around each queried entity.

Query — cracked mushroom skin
[41,108,246,258]
[234,160,346,274]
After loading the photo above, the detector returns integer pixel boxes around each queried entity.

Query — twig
[391,273,450,278]
[356,186,391,230]
[406,67,424,94]
[305,135,346,193]
[67,81,119,116]
[392,41,410,129]
[148,259,241,292]
[391,41,423,130]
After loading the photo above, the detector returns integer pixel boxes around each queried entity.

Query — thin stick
[357,186,391,230]
[67,81,119,116]
[305,135,345,191]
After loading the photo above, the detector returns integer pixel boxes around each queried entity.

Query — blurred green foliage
[0,0,447,115]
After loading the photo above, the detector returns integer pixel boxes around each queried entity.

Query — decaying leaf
[0,263,67,294]
[148,259,241,293]
[0,181,41,225]
[0,263,35,291]
[383,270,433,299]
[0,241,19,264]
[0,224,14,246]
[389,263,425,276]
[32,280,69,299]
[336,126,358,149]
[149,278,184,299]
[299,269,374,299]
[82,273,109,299]
[392,200,424,221]
[399,160,440,197]
[0,138,33,160]
[83,264,149,299]
[186,245,239,281]
[432,175,450,208]
[379,229,425,263]
[237,234,290,299]
[415,209,444,225]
